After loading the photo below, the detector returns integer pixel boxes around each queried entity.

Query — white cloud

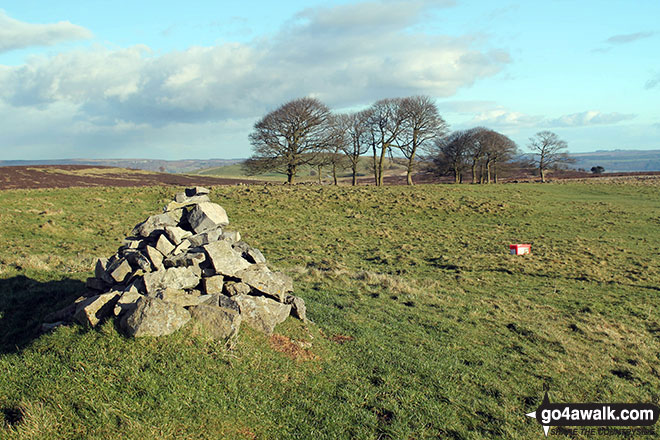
[0,0,509,127]
[0,10,92,53]
[0,0,513,158]
[549,111,636,127]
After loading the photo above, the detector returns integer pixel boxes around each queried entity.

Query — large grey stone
[152,288,205,307]
[202,275,224,294]
[122,249,152,272]
[235,264,293,302]
[223,281,251,296]
[172,240,191,255]
[74,292,121,327]
[132,213,179,238]
[220,230,241,243]
[202,293,240,312]
[164,225,192,245]
[189,304,241,341]
[121,297,191,337]
[145,245,164,271]
[108,259,133,284]
[155,234,175,256]
[245,247,266,265]
[231,242,266,264]
[187,228,223,247]
[188,202,229,233]
[163,251,206,269]
[142,266,201,294]
[234,295,291,335]
[203,241,251,276]
[285,295,308,322]
[113,291,142,316]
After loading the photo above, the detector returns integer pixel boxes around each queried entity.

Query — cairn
[44,187,306,341]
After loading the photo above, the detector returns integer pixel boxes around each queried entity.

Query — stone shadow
[0,275,86,354]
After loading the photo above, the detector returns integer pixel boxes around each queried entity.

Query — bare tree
[336,111,371,186]
[431,130,473,183]
[366,98,406,186]
[247,97,332,184]
[472,128,518,183]
[311,117,349,185]
[398,96,448,185]
[527,131,571,182]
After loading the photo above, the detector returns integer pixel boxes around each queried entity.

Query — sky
[0,0,658,160]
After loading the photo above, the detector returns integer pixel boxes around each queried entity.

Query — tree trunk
[377,143,389,187]
[372,145,379,185]
[406,154,414,185]
[471,162,477,184]
[540,167,545,183]
[287,164,296,184]
[454,167,460,183]
[486,160,492,184]
[352,166,357,186]
[332,163,338,185]
[494,164,498,183]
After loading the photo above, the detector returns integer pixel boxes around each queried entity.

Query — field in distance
[0,179,659,439]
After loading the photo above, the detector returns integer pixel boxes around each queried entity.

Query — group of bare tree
[246,96,448,185]
[430,127,519,184]
[246,96,571,185]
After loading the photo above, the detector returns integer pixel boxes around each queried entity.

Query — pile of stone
[43,187,307,342]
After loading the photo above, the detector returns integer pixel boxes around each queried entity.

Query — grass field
[0,180,659,439]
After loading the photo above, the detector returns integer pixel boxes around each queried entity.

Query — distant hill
[2,149,659,174]
[567,149,660,172]
[0,158,243,174]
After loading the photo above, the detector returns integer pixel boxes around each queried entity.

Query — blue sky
[1,0,658,160]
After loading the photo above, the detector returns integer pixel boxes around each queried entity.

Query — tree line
[245,96,571,185]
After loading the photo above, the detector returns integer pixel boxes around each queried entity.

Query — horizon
[1,1,659,160]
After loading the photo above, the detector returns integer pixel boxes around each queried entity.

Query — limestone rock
[145,245,164,271]
[143,266,201,294]
[163,251,205,269]
[202,275,224,294]
[220,230,241,243]
[164,225,192,245]
[132,213,179,238]
[234,295,291,335]
[203,241,251,276]
[114,291,142,316]
[223,281,251,296]
[235,264,293,302]
[189,304,241,341]
[155,234,175,256]
[187,228,223,247]
[153,288,205,307]
[121,296,191,337]
[74,291,121,327]
[165,194,211,211]
[286,295,308,322]
[122,249,152,272]
[172,240,191,255]
[108,259,133,284]
[188,202,229,233]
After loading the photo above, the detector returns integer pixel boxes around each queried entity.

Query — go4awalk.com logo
[526,392,659,437]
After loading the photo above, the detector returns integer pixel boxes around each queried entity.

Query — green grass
[1,180,659,439]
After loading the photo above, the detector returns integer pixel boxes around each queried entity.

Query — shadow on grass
[0,275,86,354]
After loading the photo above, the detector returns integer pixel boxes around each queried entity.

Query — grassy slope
[0,181,659,439]
[195,157,408,182]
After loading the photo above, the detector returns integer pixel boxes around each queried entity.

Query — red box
[509,244,531,255]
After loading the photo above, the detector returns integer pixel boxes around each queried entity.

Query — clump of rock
[43,187,307,342]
